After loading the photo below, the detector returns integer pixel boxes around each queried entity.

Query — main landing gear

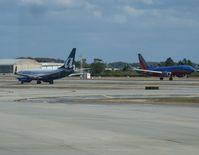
[49,80,54,84]
[37,80,41,84]
[160,77,173,80]
[169,76,173,81]
[37,80,54,84]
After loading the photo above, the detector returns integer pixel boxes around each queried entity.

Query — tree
[122,64,132,71]
[90,58,106,76]
[178,58,194,66]
[164,57,175,66]
[94,58,103,63]
[75,58,90,69]
[158,61,165,67]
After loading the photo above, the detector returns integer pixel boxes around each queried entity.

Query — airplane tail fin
[138,53,149,69]
[60,48,76,70]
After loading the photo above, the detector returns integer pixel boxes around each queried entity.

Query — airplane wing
[69,70,91,77]
[75,68,91,72]
[68,73,83,77]
[69,68,91,77]
[134,68,172,77]
[134,68,163,74]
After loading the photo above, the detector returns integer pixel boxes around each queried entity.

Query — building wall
[15,59,41,72]
[0,65,13,73]
[0,59,41,74]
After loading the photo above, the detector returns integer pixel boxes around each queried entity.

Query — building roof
[0,59,40,65]
[0,59,18,65]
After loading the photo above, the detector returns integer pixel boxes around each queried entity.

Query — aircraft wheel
[37,80,41,84]
[49,81,54,84]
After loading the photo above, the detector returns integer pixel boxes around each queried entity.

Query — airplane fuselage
[17,68,74,84]
[137,53,197,80]
[149,65,196,77]
[16,48,76,84]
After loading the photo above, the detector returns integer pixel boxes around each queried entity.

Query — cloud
[19,0,46,6]
[93,10,102,18]
[18,0,98,15]
[112,14,128,24]
[120,4,199,28]
[18,0,85,8]
[55,0,78,6]
[124,6,145,16]
[139,0,155,5]
[15,0,199,28]
[84,1,96,10]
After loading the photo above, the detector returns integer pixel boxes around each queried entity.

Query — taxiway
[0,77,199,155]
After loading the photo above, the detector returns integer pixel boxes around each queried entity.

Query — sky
[0,0,199,63]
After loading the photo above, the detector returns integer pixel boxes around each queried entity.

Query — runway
[0,77,199,155]
[1,77,199,104]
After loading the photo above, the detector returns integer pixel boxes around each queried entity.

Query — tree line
[18,56,198,77]
[17,57,64,63]
[75,57,198,76]
[158,57,195,67]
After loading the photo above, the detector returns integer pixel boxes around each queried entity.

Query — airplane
[134,53,196,80]
[15,48,76,84]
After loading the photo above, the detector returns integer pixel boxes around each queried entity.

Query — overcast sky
[0,0,199,63]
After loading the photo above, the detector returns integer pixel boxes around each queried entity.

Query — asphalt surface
[0,77,199,155]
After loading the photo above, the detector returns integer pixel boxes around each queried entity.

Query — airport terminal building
[0,59,41,74]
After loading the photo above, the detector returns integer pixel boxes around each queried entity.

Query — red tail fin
[138,53,148,69]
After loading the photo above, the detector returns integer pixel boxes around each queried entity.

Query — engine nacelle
[17,77,32,83]
[176,74,186,78]
[161,72,171,77]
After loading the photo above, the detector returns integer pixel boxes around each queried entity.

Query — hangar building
[0,59,41,74]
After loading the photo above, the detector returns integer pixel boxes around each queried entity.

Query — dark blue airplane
[15,48,76,84]
[134,53,196,80]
